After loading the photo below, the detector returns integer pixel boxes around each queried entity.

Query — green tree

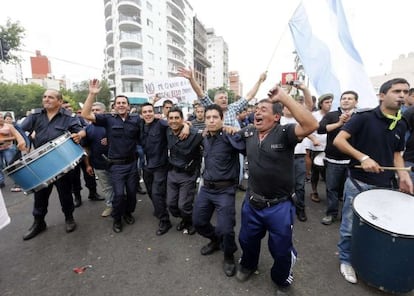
[207,86,236,104]
[0,83,45,118]
[71,80,111,108]
[0,18,25,64]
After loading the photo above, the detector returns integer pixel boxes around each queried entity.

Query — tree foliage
[0,80,112,118]
[207,86,236,104]
[0,18,25,64]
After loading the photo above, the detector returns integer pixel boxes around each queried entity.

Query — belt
[203,179,237,190]
[170,165,187,173]
[106,156,136,165]
[248,191,289,210]
[294,154,305,159]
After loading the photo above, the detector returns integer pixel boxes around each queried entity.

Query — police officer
[82,79,140,233]
[139,103,190,235]
[166,107,203,235]
[20,89,83,240]
[192,104,246,277]
[236,86,317,295]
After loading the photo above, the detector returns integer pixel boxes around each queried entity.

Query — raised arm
[245,72,267,101]
[177,67,204,98]
[295,82,313,111]
[81,79,101,122]
[268,85,318,139]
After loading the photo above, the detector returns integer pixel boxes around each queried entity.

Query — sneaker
[340,263,357,284]
[310,193,320,202]
[101,207,112,217]
[321,215,336,225]
[236,265,255,282]
[10,185,22,192]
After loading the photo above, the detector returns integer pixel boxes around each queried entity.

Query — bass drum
[352,189,414,293]
[3,133,85,194]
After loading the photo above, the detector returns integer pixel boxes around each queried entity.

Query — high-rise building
[229,71,242,96]
[103,0,195,104]
[193,16,211,94]
[206,28,229,90]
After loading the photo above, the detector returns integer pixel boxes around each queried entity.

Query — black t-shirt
[242,123,298,199]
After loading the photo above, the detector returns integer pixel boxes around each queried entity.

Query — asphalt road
[1,178,413,296]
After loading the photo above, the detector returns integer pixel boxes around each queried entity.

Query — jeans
[338,178,376,264]
[325,162,347,217]
[293,156,306,209]
[0,146,17,185]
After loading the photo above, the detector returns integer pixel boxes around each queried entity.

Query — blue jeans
[0,146,17,185]
[338,178,376,264]
[293,156,306,209]
[325,162,347,217]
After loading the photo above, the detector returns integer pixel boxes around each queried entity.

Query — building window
[147,19,153,28]
[146,1,152,11]
[122,80,143,93]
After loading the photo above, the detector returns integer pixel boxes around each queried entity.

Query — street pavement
[1,177,413,296]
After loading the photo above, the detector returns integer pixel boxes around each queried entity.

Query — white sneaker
[340,263,357,284]
[101,207,112,217]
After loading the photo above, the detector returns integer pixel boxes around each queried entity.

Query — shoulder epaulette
[31,108,42,114]
[356,108,374,113]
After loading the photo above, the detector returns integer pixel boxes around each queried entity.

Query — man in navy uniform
[82,79,140,233]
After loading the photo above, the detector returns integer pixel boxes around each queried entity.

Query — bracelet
[360,155,370,163]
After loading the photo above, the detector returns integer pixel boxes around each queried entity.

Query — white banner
[144,77,197,105]
[0,190,10,230]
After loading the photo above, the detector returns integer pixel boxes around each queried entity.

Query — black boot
[88,188,104,201]
[23,217,47,240]
[65,215,77,233]
[74,192,82,207]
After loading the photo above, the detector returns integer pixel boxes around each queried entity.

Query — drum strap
[347,169,364,192]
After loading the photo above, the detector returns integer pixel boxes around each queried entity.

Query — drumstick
[354,165,413,171]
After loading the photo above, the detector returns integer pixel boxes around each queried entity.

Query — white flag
[289,0,377,108]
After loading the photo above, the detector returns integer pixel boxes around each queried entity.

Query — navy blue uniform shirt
[140,118,169,169]
[95,113,140,159]
[20,108,82,148]
[202,130,245,182]
[167,127,203,169]
[83,124,108,170]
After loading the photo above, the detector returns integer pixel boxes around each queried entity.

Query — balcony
[106,30,114,45]
[104,1,112,19]
[119,31,143,47]
[166,9,185,32]
[167,51,185,66]
[166,22,185,42]
[120,49,143,64]
[105,16,113,31]
[117,0,141,14]
[167,38,185,55]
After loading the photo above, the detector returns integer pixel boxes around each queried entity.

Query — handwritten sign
[144,77,197,104]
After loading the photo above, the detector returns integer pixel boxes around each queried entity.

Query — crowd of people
[1,72,413,295]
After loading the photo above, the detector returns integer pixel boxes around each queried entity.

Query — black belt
[248,191,289,210]
[294,154,305,159]
[203,179,237,190]
[106,156,136,165]
[170,165,187,173]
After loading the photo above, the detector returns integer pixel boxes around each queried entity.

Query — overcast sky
[1,0,413,97]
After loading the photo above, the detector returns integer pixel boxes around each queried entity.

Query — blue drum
[352,189,414,293]
[3,133,85,194]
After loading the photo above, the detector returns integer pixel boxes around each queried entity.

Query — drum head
[313,152,325,166]
[353,189,414,237]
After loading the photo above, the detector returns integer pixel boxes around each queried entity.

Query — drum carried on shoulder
[352,189,414,293]
[2,133,85,194]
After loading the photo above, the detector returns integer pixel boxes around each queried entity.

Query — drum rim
[3,133,72,174]
[352,190,414,238]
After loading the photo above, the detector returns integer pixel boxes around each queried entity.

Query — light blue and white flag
[289,0,377,108]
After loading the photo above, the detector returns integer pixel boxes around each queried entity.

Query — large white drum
[352,189,414,293]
